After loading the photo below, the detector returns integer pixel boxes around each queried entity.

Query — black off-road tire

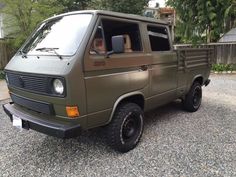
[106,103,144,153]
[183,82,202,112]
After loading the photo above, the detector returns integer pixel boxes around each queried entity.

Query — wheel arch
[108,91,145,124]
[192,75,204,85]
[186,75,204,95]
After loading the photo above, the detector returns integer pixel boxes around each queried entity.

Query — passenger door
[83,17,151,128]
[146,24,178,108]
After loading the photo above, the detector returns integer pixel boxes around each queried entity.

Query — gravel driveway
[0,74,236,177]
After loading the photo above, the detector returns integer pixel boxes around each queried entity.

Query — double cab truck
[3,10,212,152]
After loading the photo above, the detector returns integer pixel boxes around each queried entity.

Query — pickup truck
[3,10,212,152]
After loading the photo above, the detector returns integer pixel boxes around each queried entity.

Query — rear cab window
[147,25,171,52]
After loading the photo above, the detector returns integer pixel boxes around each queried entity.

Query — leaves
[89,0,147,15]
[56,0,91,11]
[0,0,63,49]
[167,0,236,43]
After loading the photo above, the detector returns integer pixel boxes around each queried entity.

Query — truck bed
[176,48,213,71]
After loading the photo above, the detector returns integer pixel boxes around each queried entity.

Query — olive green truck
[3,10,212,152]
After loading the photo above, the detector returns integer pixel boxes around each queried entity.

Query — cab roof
[44,10,168,25]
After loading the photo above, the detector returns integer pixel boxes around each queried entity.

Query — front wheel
[106,103,144,153]
[183,82,202,112]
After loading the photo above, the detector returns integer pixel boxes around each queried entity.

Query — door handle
[140,65,148,71]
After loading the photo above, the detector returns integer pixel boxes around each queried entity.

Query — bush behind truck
[3,10,211,152]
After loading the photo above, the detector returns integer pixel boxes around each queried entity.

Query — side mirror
[108,35,124,56]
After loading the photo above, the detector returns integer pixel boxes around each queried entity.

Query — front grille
[7,72,49,94]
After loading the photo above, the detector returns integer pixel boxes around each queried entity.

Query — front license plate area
[12,115,23,130]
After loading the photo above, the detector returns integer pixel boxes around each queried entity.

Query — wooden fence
[0,40,13,69]
[175,43,236,64]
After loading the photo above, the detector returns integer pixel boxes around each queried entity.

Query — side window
[90,19,143,55]
[90,25,106,55]
[102,19,142,53]
[147,25,170,51]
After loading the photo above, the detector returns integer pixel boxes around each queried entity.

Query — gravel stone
[0,74,236,177]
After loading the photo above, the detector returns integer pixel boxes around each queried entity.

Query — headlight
[53,79,64,95]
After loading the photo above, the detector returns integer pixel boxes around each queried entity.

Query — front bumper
[204,79,211,86]
[3,103,81,139]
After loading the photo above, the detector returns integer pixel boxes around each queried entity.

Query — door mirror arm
[106,51,114,58]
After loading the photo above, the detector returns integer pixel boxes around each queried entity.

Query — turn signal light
[66,106,79,118]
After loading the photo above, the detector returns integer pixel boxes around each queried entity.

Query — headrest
[123,34,132,50]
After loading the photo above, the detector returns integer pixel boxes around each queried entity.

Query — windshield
[22,14,92,56]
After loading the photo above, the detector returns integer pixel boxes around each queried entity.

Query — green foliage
[56,0,91,11]
[0,70,5,79]
[0,0,64,50]
[212,64,234,72]
[167,0,236,43]
[89,0,147,15]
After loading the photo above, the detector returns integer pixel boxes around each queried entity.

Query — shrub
[212,64,234,72]
[0,70,5,79]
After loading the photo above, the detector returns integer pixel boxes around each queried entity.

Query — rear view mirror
[106,35,124,57]
[111,35,125,54]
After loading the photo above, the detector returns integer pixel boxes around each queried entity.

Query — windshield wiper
[36,47,63,59]
[19,50,28,58]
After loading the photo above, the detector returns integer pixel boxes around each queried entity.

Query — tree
[90,0,147,15]
[0,0,63,49]
[167,0,236,43]
[56,0,91,11]
[224,0,236,31]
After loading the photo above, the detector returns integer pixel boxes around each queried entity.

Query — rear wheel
[183,82,202,112]
[106,103,144,153]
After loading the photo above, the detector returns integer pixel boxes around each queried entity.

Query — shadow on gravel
[144,100,184,123]
[31,100,186,156]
